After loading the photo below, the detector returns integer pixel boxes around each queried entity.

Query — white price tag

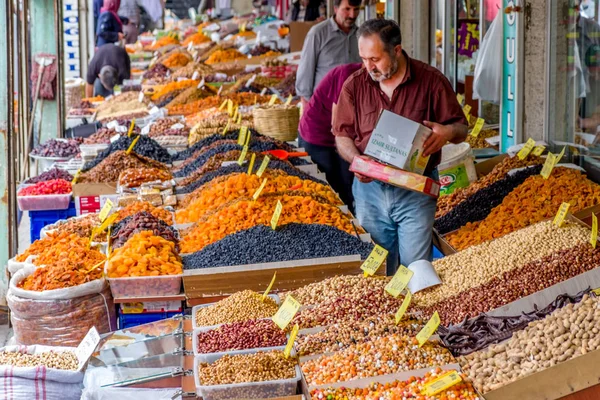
[75,327,100,369]
[115,125,128,133]
[246,74,257,88]
[187,42,194,52]
[260,87,267,96]
[150,106,161,114]
[138,91,144,103]
[197,78,205,89]
[170,123,185,130]
[141,125,151,135]
[192,71,200,80]
[110,134,121,143]
[106,120,120,129]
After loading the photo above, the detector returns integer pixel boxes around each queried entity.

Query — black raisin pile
[434,165,543,234]
[31,139,80,158]
[182,223,373,269]
[82,135,171,171]
[24,168,73,184]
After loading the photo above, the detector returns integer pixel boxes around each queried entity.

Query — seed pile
[194,290,279,327]
[79,151,168,183]
[24,168,73,184]
[446,167,600,250]
[110,212,178,249]
[434,165,542,234]
[196,319,287,354]
[83,135,171,170]
[183,224,372,269]
[0,351,79,370]
[31,139,79,158]
[460,295,600,393]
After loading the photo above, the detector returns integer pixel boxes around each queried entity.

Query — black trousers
[298,136,355,214]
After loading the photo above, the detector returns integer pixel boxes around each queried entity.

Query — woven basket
[253,105,299,141]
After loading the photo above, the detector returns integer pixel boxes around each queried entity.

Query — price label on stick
[256,155,270,177]
[283,324,299,358]
[360,245,388,277]
[127,119,136,137]
[262,272,276,301]
[272,295,301,330]
[247,153,256,174]
[219,100,227,111]
[470,118,485,137]
[126,135,140,155]
[237,145,248,165]
[222,120,231,135]
[416,311,440,347]
[284,95,292,106]
[98,199,114,223]
[553,202,570,227]
[72,170,81,185]
[268,94,278,106]
[98,213,118,233]
[252,178,268,200]
[395,290,412,324]
[232,106,239,121]
[592,214,598,249]
[385,265,414,298]
[555,146,566,165]
[227,99,234,116]
[271,200,283,230]
[456,93,464,105]
[238,126,248,145]
[532,145,546,156]
[422,370,463,396]
[540,152,557,179]
[237,112,242,125]
[517,138,536,160]
[245,130,251,146]
[462,104,471,119]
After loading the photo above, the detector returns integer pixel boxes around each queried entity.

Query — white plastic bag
[473,11,503,103]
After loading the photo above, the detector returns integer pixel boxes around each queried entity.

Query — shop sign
[63,0,80,79]
[457,22,480,58]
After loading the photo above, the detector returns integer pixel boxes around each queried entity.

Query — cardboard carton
[72,182,118,216]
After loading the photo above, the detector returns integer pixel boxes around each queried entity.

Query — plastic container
[29,203,77,242]
[194,349,301,400]
[29,154,74,172]
[107,274,182,299]
[191,294,281,329]
[438,142,477,196]
[118,310,181,329]
[18,191,72,212]
[192,325,287,357]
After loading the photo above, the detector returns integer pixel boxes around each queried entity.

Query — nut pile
[301,334,454,385]
[24,168,73,184]
[427,243,600,325]
[84,126,139,144]
[196,319,287,354]
[18,179,71,196]
[436,154,543,219]
[198,350,296,385]
[83,135,172,169]
[446,167,600,250]
[142,63,170,80]
[79,151,168,183]
[118,167,173,188]
[183,224,373,270]
[285,275,389,306]
[460,294,600,393]
[111,211,178,249]
[148,118,190,137]
[0,350,79,370]
[414,220,591,307]
[50,213,99,238]
[194,290,279,327]
[465,128,498,149]
[31,139,79,158]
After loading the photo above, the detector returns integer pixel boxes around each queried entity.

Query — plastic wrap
[8,286,117,346]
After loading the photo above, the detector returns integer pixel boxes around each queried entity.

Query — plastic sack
[8,286,117,347]
[9,264,106,300]
[7,255,36,275]
[81,387,179,400]
[473,11,502,103]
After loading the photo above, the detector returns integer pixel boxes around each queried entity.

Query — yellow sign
[283,324,299,358]
[593,287,600,296]
[237,145,248,165]
[247,153,256,174]
[245,130,252,146]
[98,213,118,233]
[360,245,388,277]
[422,370,463,396]
[470,118,485,137]
[262,272,276,301]
[126,135,140,155]
[271,200,283,230]
[284,95,292,106]
[98,199,114,223]
[127,119,136,137]
[252,178,268,200]
[232,106,239,122]
[553,202,570,227]
[517,138,536,160]
[268,94,278,106]
[395,290,412,324]
[385,265,414,298]
[463,104,471,119]
[456,93,464,105]
[256,155,270,178]
[554,146,566,165]
[218,99,227,110]
[540,153,557,179]
[237,112,242,125]
[416,311,440,347]
[272,295,302,330]
[71,170,81,185]
[592,214,598,249]
[238,126,248,145]
[532,145,546,156]
[222,120,231,135]
[227,99,234,116]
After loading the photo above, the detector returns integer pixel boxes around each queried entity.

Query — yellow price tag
[252,178,268,200]
[268,94,278,106]
[385,265,414,298]
[283,324,299,358]
[247,153,256,174]
[284,95,292,106]
[395,290,411,324]
[593,287,600,296]
[98,212,118,233]
[416,311,440,347]
[227,99,234,116]
[256,155,270,178]
[219,99,227,110]
[127,119,136,137]
[553,202,570,227]
[262,271,276,301]
[232,106,239,121]
[271,200,283,230]
[360,245,388,277]
[237,145,248,165]
[456,93,464,105]
[237,112,242,125]
[540,153,557,179]
[237,126,248,145]
[592,214,598,249]
[85,259,106,274]
[422,370,463,396]
[98,199,114,223]
[272,295,301,330]
[254,95,257,105]
[71,170,81,185]
[532,145,545,156]
[126,135,140,155]
[88,228,96,249]
[470,118,485,137]
[517,138,536,160]
[554,146,566,165]
[245,130,252,146]
[240,22,246,33]
[222,120,231,135]
[462,104,471,119]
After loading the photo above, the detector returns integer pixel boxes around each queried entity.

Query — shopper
[299,62,362,212]
[333,19,468,275]
[289,0,324,22]
[96,0,124,47]
[85,44,131,97]
[118,0,164,44]
[295,0,361,107]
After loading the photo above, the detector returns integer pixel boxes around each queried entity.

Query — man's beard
[368,55,399,82]
[343,17,356,27]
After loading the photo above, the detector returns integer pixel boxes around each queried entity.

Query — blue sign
[502,0,518,152]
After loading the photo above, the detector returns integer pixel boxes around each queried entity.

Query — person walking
[96,0,125,47]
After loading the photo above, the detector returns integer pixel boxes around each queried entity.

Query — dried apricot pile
[18,258,104,291]
[115,201,174,225]
[176,173,342,223]
[446,167,600,250]
[180,194,358,253]
[107,230,182,277]
[162,52,191,69]
[16,231,91,262]
[151,79,197,102]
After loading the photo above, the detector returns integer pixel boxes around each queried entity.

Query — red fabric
[30,54,57,101]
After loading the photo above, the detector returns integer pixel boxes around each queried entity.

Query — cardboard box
[364,110,432,175]
[72,183,118,216]
[289,21,318,53]
[350,156,440,198]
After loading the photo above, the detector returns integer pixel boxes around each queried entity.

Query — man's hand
[422,121,459,156]
[118,32,125,41]
[355,172,373,183]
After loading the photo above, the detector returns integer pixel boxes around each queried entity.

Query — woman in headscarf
[96,0,125,47]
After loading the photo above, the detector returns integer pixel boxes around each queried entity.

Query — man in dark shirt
[333,19,467,275]
[86,44,131,97]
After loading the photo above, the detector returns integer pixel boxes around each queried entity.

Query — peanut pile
[0,350,78,370]
[284,275,390,306]
[196,319,287,354]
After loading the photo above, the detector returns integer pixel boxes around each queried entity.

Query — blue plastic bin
[433,245,444,260]
[28,202,77,243]
[118,311,181,329]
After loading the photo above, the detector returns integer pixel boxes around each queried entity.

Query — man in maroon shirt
[299,62,362,211]
[333,19,468,275]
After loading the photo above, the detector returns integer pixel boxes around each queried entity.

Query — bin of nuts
[192,291,280,328]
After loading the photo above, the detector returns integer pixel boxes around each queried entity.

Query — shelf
[112,293,186,304]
